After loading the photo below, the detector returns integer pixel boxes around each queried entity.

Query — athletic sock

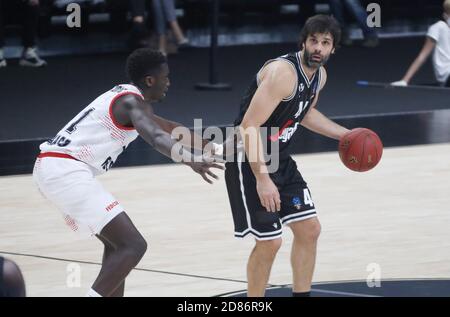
[293,291,311,297]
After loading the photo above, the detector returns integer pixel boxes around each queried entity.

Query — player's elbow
[240,118,261,131]
[300,110,314,127]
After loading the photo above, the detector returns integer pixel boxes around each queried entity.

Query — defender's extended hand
[187,160,224,184]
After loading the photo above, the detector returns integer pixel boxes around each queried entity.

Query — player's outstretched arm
[152,114,216,154]
[115,95,223,183]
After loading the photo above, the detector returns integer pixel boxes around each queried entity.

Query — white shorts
[33,156,124,237]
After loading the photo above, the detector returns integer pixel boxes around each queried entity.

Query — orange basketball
[338,128,383,172]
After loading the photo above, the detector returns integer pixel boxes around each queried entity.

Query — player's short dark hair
[299,15,341,49]
[126,48,167,88]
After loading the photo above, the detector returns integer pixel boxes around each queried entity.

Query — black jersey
[234,52,322,158]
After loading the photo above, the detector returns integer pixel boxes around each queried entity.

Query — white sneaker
[391,80,407,87]
[177,38,190,49]
[0,49,5,68]
[19,47,47,67]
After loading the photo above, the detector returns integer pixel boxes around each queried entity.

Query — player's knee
[129,237,147,261]
[304,221,321,242]
[314,221,322,239]
[256,238,282,256]
[117,235,147,263]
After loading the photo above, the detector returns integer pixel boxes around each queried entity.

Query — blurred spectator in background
[392,0,450,87]
[298,0,316,26]
[0,256,26,297]
[328,0,379,47]
[107,0,151,49]
[128,0,151,49]
[151,0,189,55]
[0,0,47,67]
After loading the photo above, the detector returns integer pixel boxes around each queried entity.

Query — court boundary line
[4,250,450,297]
[0,250,253,285]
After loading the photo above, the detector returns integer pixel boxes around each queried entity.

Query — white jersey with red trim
[39,84,143,174]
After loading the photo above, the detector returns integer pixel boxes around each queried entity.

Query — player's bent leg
[91,212,147,297]
[96,235,125,297]
[247,238,282,297]
[288,217,321,294]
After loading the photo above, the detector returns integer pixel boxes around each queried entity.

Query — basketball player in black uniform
[225,15,351,297]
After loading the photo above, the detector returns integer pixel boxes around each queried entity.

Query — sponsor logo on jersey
[101,156,114,171]
[278,122,300,143]
[111,85,126,93]
[106,201,119,212]
[298,83,305,93]
[47,135,71,147]
[269,120,300,143]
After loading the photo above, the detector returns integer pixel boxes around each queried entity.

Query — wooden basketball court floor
[1,143,449,297]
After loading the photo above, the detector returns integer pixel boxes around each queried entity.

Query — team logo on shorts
[292,197,302,210]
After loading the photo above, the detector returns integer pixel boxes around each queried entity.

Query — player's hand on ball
[338,128,383,172]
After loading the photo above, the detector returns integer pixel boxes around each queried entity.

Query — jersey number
[65,108,94,134]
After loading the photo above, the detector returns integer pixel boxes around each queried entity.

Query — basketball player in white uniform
[33,49,223,297]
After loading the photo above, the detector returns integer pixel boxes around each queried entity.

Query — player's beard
[303,48,330,69]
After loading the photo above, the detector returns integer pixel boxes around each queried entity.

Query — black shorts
[225,156,317,240]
